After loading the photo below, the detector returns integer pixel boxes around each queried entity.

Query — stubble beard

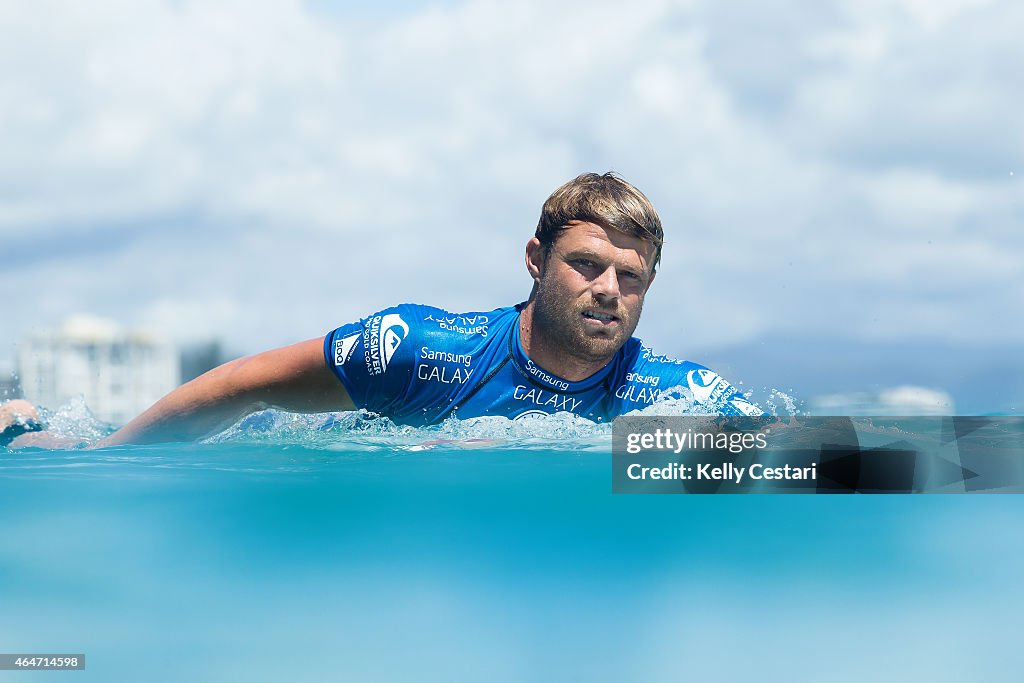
[532,275,643,366]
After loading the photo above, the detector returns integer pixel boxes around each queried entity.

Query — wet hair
[535,172,664,270]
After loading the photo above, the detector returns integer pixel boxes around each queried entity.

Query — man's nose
[592,265,621,301]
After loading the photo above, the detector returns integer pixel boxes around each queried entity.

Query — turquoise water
[3,410,1024,681]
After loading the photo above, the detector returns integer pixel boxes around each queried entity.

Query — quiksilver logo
[728,397,762,416]
[686,369,722,403]
[378,313,409,373]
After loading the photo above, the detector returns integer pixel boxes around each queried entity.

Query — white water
[8,386,803,452]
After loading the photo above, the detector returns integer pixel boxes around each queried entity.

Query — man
[3,172,760,449]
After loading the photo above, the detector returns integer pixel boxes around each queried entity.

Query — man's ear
[645,268,657,293]
[525,237,546,284]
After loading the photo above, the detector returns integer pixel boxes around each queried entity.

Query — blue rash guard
[323,303,762,426]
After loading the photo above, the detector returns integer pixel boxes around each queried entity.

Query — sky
[1,0,1021,408]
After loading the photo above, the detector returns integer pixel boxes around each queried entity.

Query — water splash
[33,395,116,444]
[739,387,804,416]
[9,385,803,452]
[201,383,801,451]
[206,409,614,452]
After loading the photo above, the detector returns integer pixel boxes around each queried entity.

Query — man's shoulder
[325,302,519,422]
[620,338,703,372]
[401,302,514,329]
[342,302,515,333]
[372,303,516,344]
[616,338,707,388]
[331,303,518,365]
[617,338,763,416]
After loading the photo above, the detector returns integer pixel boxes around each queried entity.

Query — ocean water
[3,404,1024,682]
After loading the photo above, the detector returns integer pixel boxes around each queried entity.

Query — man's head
[534,172,664,271]
[525,172,663,367]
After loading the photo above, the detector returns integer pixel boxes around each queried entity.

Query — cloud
[793,0,1021,176]
[1,0,1021,359]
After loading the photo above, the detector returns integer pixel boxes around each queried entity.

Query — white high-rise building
[16,315,180,426]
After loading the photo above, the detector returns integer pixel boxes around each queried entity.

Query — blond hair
[535,172,664,269]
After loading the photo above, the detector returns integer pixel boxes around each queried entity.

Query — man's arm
[95,336,353,447]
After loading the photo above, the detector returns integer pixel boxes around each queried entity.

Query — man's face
[527,221,657,364]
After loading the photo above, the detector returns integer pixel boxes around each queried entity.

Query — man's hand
[1,399,55,449]
[0,399,39,431]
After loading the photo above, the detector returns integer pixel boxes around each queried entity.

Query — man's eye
[620,271,641,281]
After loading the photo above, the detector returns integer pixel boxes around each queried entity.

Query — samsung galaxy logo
[512,385,581,413]
[420,346,472,368]
[524,359,570,391]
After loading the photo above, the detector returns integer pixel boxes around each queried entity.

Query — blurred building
[16,315,180,425]
[809,386,955,416]
[0,361,20,400]
[180,340,235,383]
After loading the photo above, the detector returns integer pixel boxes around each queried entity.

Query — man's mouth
[581,309,619,325]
